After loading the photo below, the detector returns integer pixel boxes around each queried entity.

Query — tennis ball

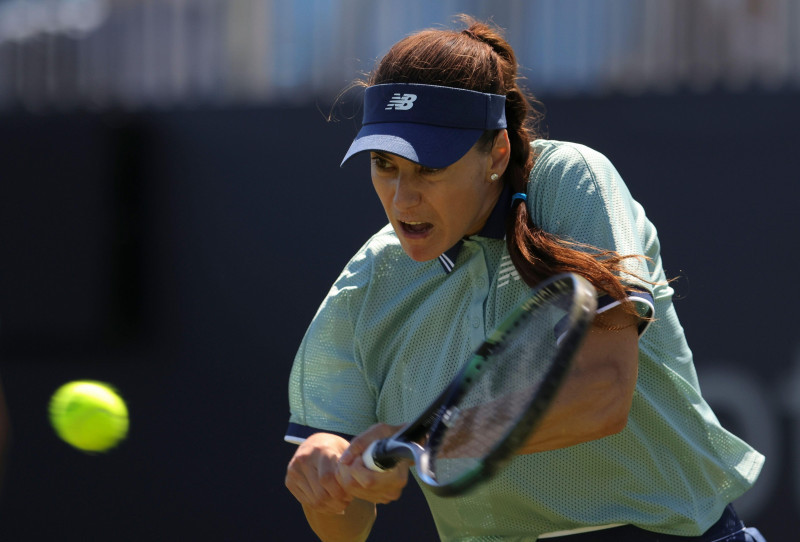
[49,380,129,453]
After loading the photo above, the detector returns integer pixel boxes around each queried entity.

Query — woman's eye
[419,166,442,175]
[371,156,393,170]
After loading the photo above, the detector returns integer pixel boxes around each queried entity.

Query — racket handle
[362,439,399,472]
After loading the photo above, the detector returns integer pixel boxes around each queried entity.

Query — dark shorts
[547,505,766,541]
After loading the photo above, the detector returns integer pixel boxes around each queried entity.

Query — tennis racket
[362,272,597,496]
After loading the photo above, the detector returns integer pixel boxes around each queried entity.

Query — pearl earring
[490,173,499,182]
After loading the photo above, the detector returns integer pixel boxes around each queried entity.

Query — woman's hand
[286,432,354,515]
[337,423,410,505]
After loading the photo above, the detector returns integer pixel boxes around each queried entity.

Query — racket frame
[363,272,598,496]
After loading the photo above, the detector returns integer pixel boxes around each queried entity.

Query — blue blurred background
[0,1,797,540]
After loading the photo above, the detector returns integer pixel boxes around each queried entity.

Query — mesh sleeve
[286,251,378,443]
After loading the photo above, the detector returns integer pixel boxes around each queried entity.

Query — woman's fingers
[285,433,353,515]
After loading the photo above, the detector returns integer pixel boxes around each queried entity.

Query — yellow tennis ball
[49,380,129,453]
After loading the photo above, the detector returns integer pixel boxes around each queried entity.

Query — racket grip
[362,439,399,472]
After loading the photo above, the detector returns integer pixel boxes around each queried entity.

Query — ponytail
[457,19,646,301]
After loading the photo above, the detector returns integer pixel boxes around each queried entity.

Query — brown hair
[367,16,643,303]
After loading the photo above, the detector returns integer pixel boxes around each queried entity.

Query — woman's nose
[392,174,421,210]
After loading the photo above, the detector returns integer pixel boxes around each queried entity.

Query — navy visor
[341,83,507,169]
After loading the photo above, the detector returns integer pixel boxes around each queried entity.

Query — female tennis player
[284,16,766,542]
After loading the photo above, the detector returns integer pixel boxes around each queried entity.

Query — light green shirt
[286,140,764,540]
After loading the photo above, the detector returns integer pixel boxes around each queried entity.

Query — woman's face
[371,133,509,262]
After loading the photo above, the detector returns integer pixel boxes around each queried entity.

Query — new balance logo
[385,93,417,110]
[497,255,521,288]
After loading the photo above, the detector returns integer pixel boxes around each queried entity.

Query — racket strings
[432,292,573,485]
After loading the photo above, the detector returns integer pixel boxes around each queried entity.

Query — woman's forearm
[518,307,640,453]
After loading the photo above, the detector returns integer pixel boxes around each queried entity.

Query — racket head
[413,272,597,496]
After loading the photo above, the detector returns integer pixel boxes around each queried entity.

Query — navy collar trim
[438,183,511,274]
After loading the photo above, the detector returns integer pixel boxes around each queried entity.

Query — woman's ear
[489,129,511,177]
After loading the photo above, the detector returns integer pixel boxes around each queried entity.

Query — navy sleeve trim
[554,291,655,342]
[596,292,653,313]
[284,423,355,445]
[596,292,655,336]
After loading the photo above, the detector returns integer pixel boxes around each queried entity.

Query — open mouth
[400,221,433,235]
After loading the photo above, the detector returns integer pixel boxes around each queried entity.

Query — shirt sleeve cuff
[284,422,355,445]
[596,291,655,336]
